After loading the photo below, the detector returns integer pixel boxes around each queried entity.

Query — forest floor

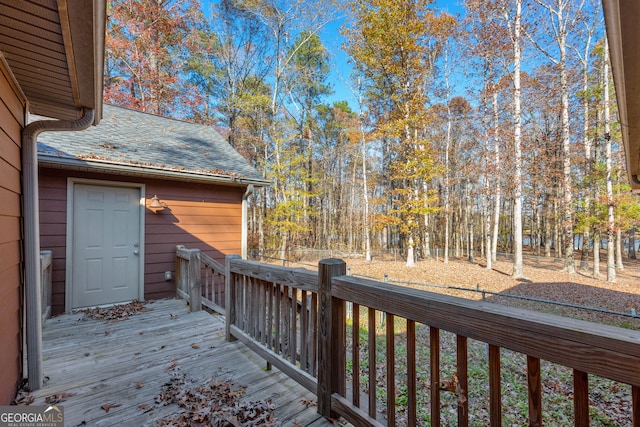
[344,251,640,329]
[275,249,640,329]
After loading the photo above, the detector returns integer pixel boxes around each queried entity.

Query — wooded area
[103,0,640,281]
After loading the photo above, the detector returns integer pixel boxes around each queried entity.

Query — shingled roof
[36,104,269,187]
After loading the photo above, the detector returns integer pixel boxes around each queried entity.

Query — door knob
[133,249,139,255]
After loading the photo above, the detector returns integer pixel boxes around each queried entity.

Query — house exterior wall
[0,59,26,404]
[39,168,244,314]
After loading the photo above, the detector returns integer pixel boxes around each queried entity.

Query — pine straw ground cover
[274,253,640,425]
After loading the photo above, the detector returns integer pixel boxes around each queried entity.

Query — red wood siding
[38,169,244,312]
[0,59,26,405]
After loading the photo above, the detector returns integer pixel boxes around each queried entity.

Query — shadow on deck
[29,299,333,427]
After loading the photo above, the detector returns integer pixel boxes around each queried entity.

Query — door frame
[65,178,146,312]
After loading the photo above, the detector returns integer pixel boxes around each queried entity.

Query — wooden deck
[30,299,335,426]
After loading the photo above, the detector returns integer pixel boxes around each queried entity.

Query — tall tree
[528,0,586,274]
[104,0,203,115]
[343,0,456,266]
[501,0,525,278]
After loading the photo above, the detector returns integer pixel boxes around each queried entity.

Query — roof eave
[38,154,271,188]
[602,0,640,191]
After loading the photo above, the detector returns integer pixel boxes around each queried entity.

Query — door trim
[65,178,146,312]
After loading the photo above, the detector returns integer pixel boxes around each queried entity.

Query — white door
[71,184,141,308]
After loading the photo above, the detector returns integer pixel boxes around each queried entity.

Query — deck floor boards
[30,299,334,426]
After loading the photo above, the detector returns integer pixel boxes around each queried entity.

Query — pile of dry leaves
[78,300,148,322]
[154,366,280,426]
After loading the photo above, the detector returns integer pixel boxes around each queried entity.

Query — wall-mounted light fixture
[149,195,168,213]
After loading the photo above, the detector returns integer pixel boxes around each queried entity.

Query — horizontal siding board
[0,61,25,126]
[0,240,20,274]
[0,158,20,193]
[0,215,20,245]
[39,198,67,211]
[146,223,240,235]
[0,186,20,216]
[0,100,21,144]
[0,131,20,165]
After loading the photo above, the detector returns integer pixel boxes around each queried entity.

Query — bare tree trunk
[593,228,601,278]
[406,234,415,267]
[604,38,615,283]
[423,208,431,259]
[630,228,637,260]
[510,0,524,278]
[616,228,624,270]
[444,65,452,264]
[492,92,501,263]
[544,199,552,257]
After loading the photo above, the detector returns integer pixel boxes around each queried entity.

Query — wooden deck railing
[176,250,640,426]
[224,254,320,393]
[40,250,52,324]
[175,245,225,313]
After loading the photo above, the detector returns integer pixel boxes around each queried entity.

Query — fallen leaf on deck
[136,381,144,389]
[166,358,178,370]
[45,392,74,404]
[137,404,153,412]
[300,397,316,408]
[13,394,35,405]
[104,330,112,336]
[191,343,200,349]
[101,403,121,413]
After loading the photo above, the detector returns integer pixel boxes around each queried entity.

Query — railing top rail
[332,275,640,387]
[200,252,224,274]
[229,258,318,292]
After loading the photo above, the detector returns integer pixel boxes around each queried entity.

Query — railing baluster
[310,292,318,376]
[301,290,308,371]
[457,335,468,427]
[407,319,416,427]
[527,355,542,427]
[274,283,281,355]
[368,307,376,419]
[352,303,361,408]
[430,326,440,427]
[489,344,501,427]
[267,282,274,349]
[258,279,266,343]
[633,385,639,427]
[291,287,297,365]
[573,369,589,427]
[282,285,290,359]
[386,313,395,426]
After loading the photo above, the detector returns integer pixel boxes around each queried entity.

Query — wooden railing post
[317,258,346,418]
[225,254,241,341]
[188,248,202,312]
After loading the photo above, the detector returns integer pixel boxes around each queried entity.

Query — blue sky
[321,0,468,110]
[202,0,469,111]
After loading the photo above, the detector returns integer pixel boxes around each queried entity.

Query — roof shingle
[36,104,268,185]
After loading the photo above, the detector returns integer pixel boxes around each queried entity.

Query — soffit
[0,0,105,124]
